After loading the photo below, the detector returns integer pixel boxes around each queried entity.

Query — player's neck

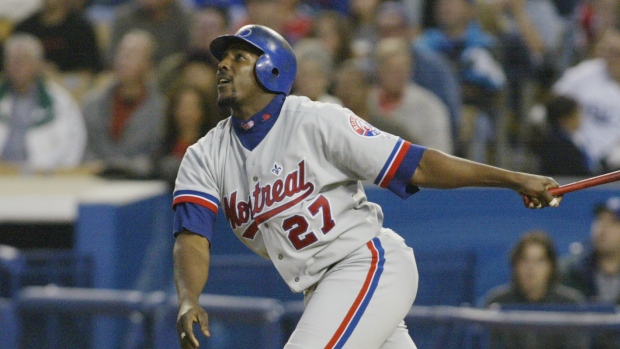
[232,94,278,121]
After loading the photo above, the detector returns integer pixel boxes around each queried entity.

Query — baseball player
[173,25,561,349]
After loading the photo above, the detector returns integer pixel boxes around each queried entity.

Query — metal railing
[7,285,620,349]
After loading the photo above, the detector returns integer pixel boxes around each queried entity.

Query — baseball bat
[523,170,620,207]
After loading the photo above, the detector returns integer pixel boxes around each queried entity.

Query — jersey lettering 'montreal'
[223,160,314,232]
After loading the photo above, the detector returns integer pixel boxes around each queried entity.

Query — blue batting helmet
[210,25,297,95]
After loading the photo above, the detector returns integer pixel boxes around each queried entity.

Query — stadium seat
[0,245,25,298]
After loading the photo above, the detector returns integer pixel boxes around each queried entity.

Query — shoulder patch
[348,114,381,137]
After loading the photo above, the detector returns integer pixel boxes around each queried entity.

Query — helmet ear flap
[255,53,278,92]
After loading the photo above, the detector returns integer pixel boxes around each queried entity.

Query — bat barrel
[549,170,620,196]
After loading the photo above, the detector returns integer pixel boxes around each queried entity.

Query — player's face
[216,44,265,111]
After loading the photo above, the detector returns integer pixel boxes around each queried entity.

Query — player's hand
[177,299,210,349]
[516,174,561,209]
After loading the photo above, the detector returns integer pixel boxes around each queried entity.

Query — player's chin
[217,95,235,109]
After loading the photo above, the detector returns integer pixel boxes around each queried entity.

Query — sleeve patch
[349,114,381,137]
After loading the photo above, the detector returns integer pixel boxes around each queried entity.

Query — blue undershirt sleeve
[173,202,216,242]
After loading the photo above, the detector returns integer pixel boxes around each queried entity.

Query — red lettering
[252,183,263,214]
[237,201,251,223]
[262,184,274,207]
[223,191,241,229]
[298,161,312,191]
[284,171,296,195]
[224,160,315,236]
[272,180,284,202]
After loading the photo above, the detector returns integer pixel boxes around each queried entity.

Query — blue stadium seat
[0,298,18,349]
[0,245,25,298]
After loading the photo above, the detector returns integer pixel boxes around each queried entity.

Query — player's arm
[411,148,559,207]
[174,230,211,349]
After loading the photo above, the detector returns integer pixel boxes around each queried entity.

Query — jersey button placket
[278,254,283,260]
[253,176,258,182]
[294,277,299,282]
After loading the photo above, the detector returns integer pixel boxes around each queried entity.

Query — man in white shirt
[0,33,86,172]
[553,25,620,174]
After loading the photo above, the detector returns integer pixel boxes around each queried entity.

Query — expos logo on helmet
[210,24,297,95]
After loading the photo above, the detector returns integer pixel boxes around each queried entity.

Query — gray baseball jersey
[173,94,425,292]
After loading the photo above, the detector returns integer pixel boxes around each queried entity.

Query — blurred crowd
[482,196,620,348]
[0,0,620,186]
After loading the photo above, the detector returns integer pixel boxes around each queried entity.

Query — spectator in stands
[0,0,41,65]
[13,0,103,102]
[186,0,244,11]
[374,1,463,145]
[552,0,581,18]
[108,0,190,65]
[367,37,453,154]
[483,230,586,349]
[309,10,353,69]
[13,0,103,75]
[534,94,591,177]
[477,0,568,147]
[82,29,166,179]
[348,0,381,59]
[401,0,424,29]
[291,38,341,104]
[415,0,507,163]
[172,59,222,110]
[0,0,41,25]
[415,0,507,104]
[573,0,620,60]
[0,33,86,172]
[561,197,620,304]
[157,84,220,186]
[158,14,226,121]
[333,58,371,121]
[156,5,228,95]
[553,24,620,174]
[240,0,313,46]
[560,196,620,348]
[301,0,348,16]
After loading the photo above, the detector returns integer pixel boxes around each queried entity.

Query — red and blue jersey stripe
[374,139,426,199]
[325,238,385,349]
[173,189,219,214]
[172,190,219,240]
